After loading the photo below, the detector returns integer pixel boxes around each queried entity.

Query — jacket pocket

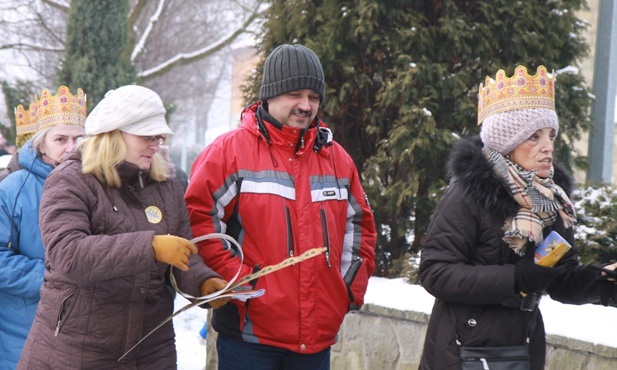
[343,256,364,305]
[454,304,486,344]
[54,287,79,337]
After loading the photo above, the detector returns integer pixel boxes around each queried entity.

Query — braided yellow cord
[231,247,327,288]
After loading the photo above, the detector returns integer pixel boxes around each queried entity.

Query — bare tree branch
[128,0,151,43]
[34,11,64,45]
[40,0,69,12]
[137,7,263,82]
[131,0,166,62]
[128,0,148,22]
[0,42,63,52]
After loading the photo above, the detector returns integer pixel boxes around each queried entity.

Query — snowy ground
[173,296,208,370]
[365,277,617,348]
[173,277,617,369]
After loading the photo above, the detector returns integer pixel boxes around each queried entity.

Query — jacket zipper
[54,288,78,337]
[320,209,331,268]
[285,206,294,258]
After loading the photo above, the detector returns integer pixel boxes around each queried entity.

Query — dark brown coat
[18,152,219,370]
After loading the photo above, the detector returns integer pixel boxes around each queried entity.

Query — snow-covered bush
[572,185,617,264]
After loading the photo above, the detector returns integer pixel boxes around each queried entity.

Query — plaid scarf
[483,147,577,255]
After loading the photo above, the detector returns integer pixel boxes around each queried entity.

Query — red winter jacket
[186,102,376,354]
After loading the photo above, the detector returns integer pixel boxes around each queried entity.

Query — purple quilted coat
[18,152,219,370]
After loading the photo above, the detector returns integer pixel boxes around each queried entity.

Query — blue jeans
[216,334,331,370]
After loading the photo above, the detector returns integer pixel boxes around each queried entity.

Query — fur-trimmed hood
[447,136,575,220]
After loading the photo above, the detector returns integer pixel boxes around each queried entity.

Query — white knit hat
[480,108,558,155]
[85,85,173,137]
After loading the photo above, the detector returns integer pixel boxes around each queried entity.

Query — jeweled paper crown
[478,65,555,124]
[15,97,39,139]
[36,86,87,131]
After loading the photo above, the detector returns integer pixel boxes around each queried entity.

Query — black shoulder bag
[448,303,535,370]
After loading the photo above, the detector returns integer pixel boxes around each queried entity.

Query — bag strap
[448,302,537,346]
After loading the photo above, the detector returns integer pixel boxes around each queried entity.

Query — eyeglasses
[141,135,165,146]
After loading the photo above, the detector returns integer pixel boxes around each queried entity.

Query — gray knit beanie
[480,108,559,155]
[259,44,326,104]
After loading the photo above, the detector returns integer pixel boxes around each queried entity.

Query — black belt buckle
[520,293,538,311]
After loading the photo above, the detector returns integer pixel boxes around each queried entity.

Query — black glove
[597,281,617,306]
[583,265,617,306]
[514,259,565,295]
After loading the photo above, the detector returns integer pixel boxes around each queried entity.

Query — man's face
[267,89,320,129]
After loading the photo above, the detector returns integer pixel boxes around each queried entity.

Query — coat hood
[17,140,54,180]
[240,102,333,156]
[447,136,575,220]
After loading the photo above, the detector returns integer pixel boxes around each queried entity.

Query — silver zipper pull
[54,320,62,337]
[480,358,489,370]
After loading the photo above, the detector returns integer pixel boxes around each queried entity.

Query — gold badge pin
[145,206,162,224]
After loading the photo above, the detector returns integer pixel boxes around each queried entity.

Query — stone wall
[205,303,617,370]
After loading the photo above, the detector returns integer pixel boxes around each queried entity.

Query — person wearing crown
[0,94,43,182]
[0,86,87,369]
[18,85,228,369]
[417,66,617,370]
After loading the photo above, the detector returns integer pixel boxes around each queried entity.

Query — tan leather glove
[152,235,198,271]
[200,278,230,309]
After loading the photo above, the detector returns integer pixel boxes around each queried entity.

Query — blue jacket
[0,141,52,369]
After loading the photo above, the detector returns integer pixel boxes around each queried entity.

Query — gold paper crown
[36,86,87,131]
[478,65,555,124]
[15,97,39,143]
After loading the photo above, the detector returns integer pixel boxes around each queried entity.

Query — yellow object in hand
[535,231,571,267]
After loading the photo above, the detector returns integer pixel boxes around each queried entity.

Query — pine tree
[57,0,136,110]
[248,0,593,276]
[573,185,617,264]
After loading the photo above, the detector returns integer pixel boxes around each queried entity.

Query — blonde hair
[81,130,170,188]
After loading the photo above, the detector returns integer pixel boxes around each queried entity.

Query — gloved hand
[200,278,230,309]
[601,262,617,281]
[585,263,617,306]
[597,281,617,306]
[514,259,565,295]
[152,235,198,271]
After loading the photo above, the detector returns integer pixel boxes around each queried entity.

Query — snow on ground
[174,296,208,370]
[365,277,617,348]
[174,277,617,369]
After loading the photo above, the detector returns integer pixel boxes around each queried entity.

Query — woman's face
[509,127,556,178]
[40,125,85,166]
[120,131,164,171]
